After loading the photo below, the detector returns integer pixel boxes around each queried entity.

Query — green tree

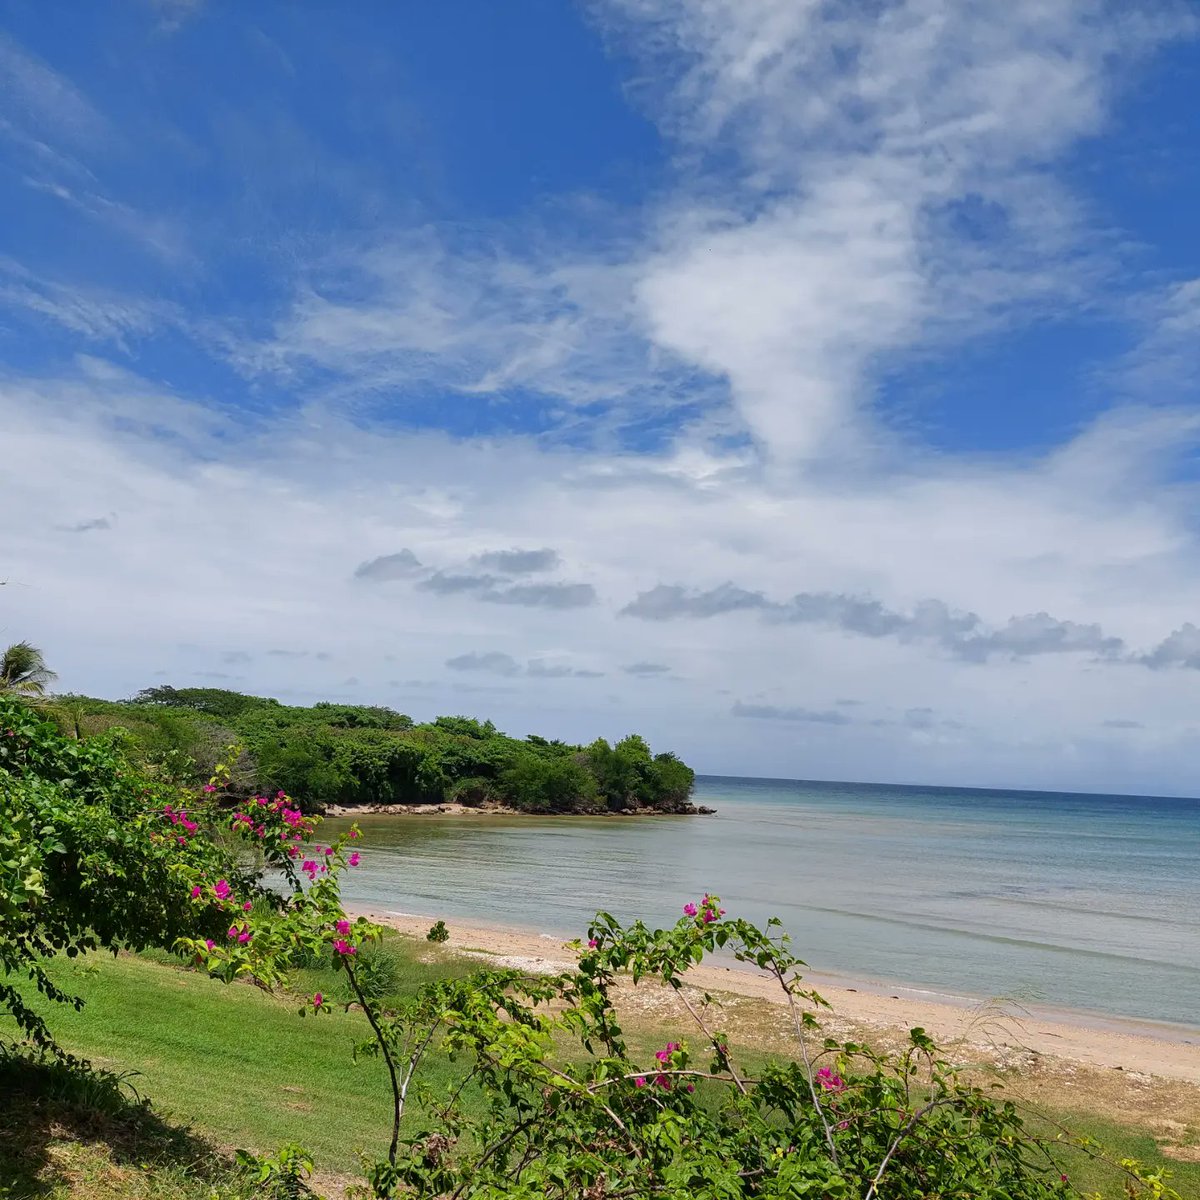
[0,641,56,697]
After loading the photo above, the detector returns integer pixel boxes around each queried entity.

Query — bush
[425,920,449,944]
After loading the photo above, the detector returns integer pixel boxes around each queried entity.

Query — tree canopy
[0,641,56,697]
[49,686,698,816]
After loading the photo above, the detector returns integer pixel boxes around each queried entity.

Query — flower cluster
[161,803,199,846]
[816,1066,845,1093]
[816,1070,844,1099]
[682,894,725,923]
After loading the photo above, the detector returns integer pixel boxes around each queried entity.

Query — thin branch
[864,1097,959,1200]
[344,959,403,1166]
[772,963,840,1168]
[670,983,748,1096]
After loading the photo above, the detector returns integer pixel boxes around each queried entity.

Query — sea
[329,775,1200,1030]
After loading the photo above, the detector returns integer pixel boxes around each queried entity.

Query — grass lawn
[1,940,477,1183]
[2,939,1197,1199]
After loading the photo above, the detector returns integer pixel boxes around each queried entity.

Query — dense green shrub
[47,686,697,815]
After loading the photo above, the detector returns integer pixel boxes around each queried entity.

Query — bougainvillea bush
[0,696,1181,1199]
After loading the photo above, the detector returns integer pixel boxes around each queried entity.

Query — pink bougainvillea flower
[348,852,360,867]
[686,1083,695,1093]
[202,784,217,793]
[227,926,238,939]
[324,847,334,856]
[816,1067,845,1092]
[332,939,356,956]
[238,928,251,944]
[335,919,351,935]
[313,992,323,1008]
[634,1076,646,1088]
[683,902,697,916]
[204,938,215,950]
[349,828,361,839]
[190,886,202,899]
[242,901,253,912]
[587,938,598,949]
[213,879,231,901]
[654,1074,670,1088]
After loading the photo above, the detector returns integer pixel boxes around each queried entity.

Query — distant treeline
[51,686,697,815]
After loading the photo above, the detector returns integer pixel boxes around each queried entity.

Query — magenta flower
[816,1067,845,1093]
[654,1074,670,1089]
[333,939,356,956]
[313,992,323,1008]
[587,938,598,949]
[202,784,217,793]
[686,1083,695,1093]
[204,938,215,950]
[242,900,253,912]
[227,926,238,939]
[335,919,351,936]
[349,828,361,839]
[190,885,202,899]
[634,1076,646,1088]
[683,902,697,916]
[238,928,251,944]
[324,847,334,856]
[348,852,360,867]
[213,879,231,901]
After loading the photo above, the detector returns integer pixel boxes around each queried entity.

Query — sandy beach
[347,906,1200,1087]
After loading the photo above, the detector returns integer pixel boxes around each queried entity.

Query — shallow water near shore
[328,775,1200,1028]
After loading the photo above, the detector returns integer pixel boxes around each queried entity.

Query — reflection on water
[329,775,1200,1027]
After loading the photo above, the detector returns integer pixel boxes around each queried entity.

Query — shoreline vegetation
[47,684,710,817]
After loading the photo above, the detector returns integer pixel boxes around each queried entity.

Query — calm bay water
[330,775,1200,1028]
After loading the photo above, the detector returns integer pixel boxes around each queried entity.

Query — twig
[344,958,403,1166]
[772,964,840,1168]
[864,1097,958,1200]
[670,982,748,1096]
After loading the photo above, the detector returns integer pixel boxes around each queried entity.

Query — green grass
[1,939,475,1176]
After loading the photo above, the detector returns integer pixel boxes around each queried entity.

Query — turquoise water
[330,775,1200,1028]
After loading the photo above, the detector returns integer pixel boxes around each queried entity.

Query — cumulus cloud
[732,701,851,725]
[445,651,521,677]
[474,547,561,575]
[621,583,768,620]
[1139,623,1200,670]
[418,573,595,609]
[354,549,423,581]
[625,583,1135,665]
[528,659,604,679]
[482,582,596,609]
[57,515,111,533]
[418,571,497,596]
[622,661,671,676]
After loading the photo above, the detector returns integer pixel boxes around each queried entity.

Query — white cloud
[5,359,1200,793]
[3,4,1200,795]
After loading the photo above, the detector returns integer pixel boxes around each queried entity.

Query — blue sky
[4,0,1200,794]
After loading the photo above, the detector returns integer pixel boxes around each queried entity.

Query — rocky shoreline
[323,799,716,818]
